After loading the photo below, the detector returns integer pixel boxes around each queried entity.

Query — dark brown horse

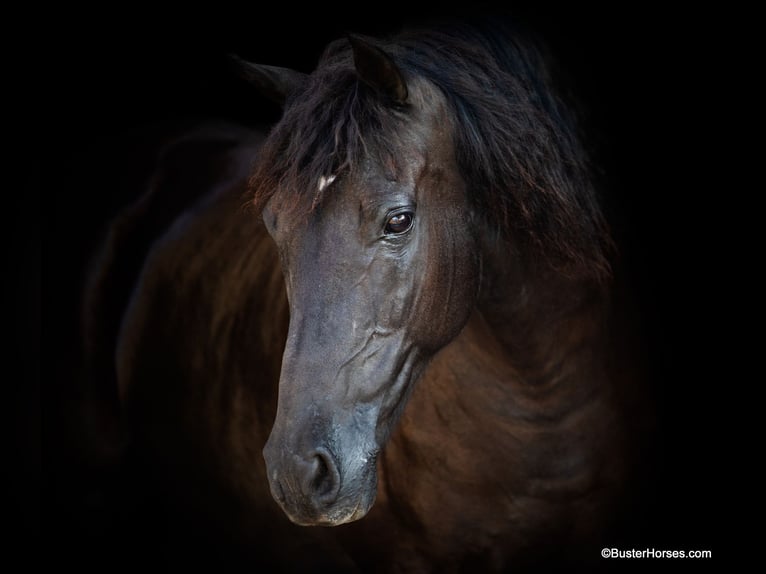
[90,22,648,572]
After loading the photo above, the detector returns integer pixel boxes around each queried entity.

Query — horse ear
[348,35,408,104]
[229,55,308,106]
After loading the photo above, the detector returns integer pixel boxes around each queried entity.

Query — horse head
[241,36,481,526]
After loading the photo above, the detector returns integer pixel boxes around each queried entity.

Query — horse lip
[321,500,365,527]
[287,493,376,527]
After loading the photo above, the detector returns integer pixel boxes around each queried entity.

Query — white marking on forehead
[318,174,337,192]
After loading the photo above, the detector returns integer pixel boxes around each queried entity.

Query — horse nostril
[305,447,341,504]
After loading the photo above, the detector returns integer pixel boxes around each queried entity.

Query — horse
[89,21,649,572]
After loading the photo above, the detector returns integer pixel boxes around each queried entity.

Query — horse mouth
[281,482,377,527]
[289,496,373,527]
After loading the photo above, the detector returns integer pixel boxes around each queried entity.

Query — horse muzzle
[263,436,378,526]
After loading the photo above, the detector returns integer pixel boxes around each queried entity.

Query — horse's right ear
[229,55,308,107]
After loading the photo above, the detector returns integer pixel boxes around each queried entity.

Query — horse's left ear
[229,55,308,106]
[348,35,408,104]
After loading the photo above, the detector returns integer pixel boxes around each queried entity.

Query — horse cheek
[417,224,478,351]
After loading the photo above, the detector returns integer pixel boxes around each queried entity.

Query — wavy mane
[249,21,613,281]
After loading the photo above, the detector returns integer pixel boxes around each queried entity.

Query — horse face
[262,82,480,526]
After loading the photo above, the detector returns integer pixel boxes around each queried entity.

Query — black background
[37,1,726,568]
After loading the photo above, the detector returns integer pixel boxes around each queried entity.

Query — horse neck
[476,242,612,394]
[387,236,619,490]
[375,239,624,557]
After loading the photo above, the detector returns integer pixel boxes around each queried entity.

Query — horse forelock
[249,42,406,215]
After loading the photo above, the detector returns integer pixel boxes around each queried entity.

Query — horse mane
[249,21,614,281]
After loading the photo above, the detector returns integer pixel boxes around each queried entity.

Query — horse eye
[384,212,414,235]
